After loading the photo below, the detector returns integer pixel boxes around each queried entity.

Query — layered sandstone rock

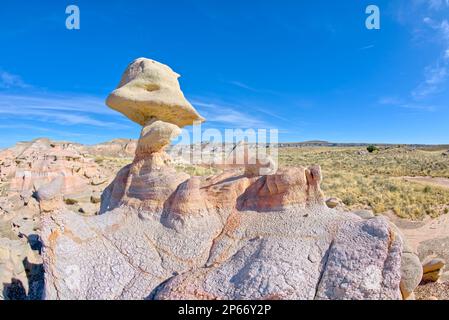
[5,138,98,196]
[35,176,65,213]
[0,138,131,301]
[422,258,445,282]
[41,58,409,300]
[82,139,137,158]
[42,164,406,300]
[0,138,124,218]
[100,123,189,213]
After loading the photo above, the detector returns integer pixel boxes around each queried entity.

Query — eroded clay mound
[3,138,98,195]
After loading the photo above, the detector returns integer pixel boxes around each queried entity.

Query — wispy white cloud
[399,103,436,111]
[0,109,122,127]
[423,17,449,41]
[0,92,115,115]
[227,81,260,92]
[391,1,449,100]
[379,96,437,112]
[412,63,448,98]
[428,0,449,10]
[207,113,267,128]
[192,100,269,128]
[222,81,310,126]
[0,69,125,127]
[412,17,449,98]
[0,124,91,137]
[0,70,32,89]
[359,44,375,50]
[0,92,129,128]
[192,93,307,129]
[379,96,404,105]
[250,106,292,123]
[226,80,282,96]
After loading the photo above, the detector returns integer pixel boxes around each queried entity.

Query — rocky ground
[415,282,449,300]
[1,57,447,300]
[0,137,133,299]
[1,137,448,300]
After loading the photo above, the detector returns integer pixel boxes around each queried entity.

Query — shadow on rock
[2,257,44,300]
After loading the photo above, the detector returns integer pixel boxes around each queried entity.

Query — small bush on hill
[367,145,378,153]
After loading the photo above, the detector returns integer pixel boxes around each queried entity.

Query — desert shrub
[175,165,219,176]
[64,198,78,205]
[367,145,378,153]
[387,184,399,192]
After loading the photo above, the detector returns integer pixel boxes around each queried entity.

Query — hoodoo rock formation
[40,58,419,300]
[106,57,205,128]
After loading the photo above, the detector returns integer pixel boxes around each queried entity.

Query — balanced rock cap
[106,58,205,128]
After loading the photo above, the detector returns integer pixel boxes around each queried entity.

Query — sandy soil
[384,207,449,300]
[402,176,449,189]
[384,209,449,289]
[386,213,449,251]
[415,282,449,300]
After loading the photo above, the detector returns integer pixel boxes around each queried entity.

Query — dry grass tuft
[279,147,449,219]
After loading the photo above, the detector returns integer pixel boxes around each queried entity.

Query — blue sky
[0,0,448,148]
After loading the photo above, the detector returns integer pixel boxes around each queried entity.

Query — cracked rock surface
[42,168,404,300]
[40,58,406,300]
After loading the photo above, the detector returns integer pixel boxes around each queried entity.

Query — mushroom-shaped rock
[41,58,406,301]
[136,120,181,156]
[100,58,201,212]
[106,58,204,128]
